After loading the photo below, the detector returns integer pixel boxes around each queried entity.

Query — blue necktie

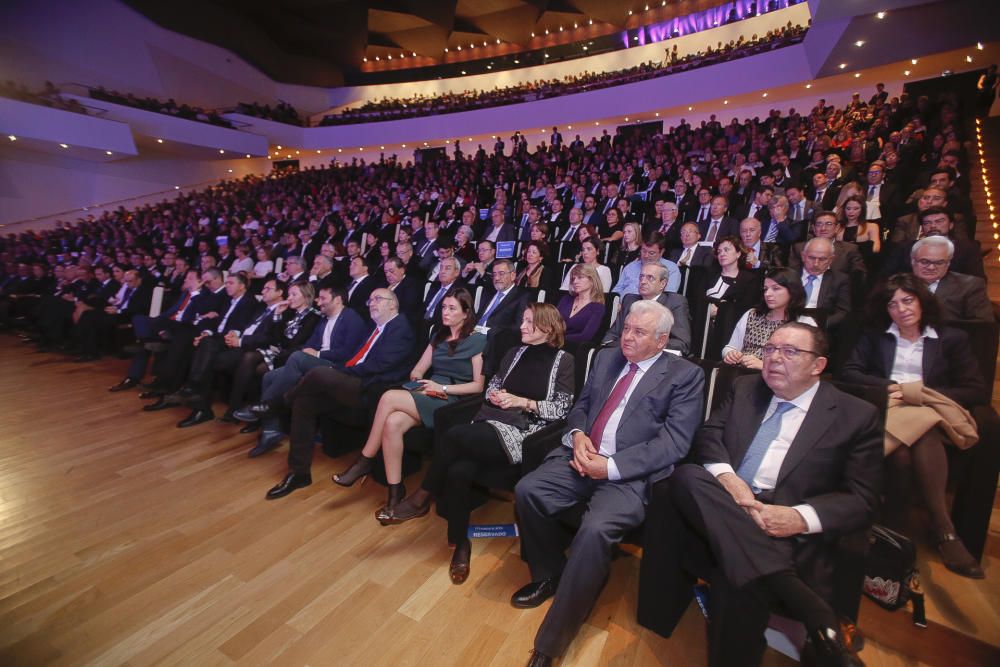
[478,291,505,325]
[736,401,795,490]
[425,287,447,319]
[764,220,779,242]
[804,274,816,304]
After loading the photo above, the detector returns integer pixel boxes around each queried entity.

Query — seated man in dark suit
[640,323,880,667]
[473,258,529,373]
[602,262,692,355]
[263,288,416,499]
[798,238,852,330]
[668,223,715,269]
[75,268,152,361]
[788,212,866,280]
[698,196,739,243]
[345,256,376,321]
[461,239,496,289]
[739,217,787,273]
[144,272,261,420]
[383,257,424,326]
[910,236,994,322]
[882,207,985,279]
[422,256,464,327]
[511,300,704,666]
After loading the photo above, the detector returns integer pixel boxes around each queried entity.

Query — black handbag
[862,525,926,627]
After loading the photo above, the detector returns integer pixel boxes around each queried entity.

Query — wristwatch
[441,385,449,395]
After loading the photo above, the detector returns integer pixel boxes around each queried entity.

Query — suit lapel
[619,354,671,425]
[589,350,627,425]
[775,383,839,487]
[922,335,940,382]
[879,333,895,377]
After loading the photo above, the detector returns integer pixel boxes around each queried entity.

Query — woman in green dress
[333,287,486,522]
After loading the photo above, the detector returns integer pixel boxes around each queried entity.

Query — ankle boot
[375,483,407,525]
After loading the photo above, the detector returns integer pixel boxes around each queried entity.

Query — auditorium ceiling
[122,0,731,87]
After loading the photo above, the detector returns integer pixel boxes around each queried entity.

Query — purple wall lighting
[622,0,796,49]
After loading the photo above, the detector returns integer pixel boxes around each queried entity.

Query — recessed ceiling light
[59,143,68,148]
[839,63,847,69]
[363,57,368,62]
[723,100,728,104]
[911,58,918,64]
[594,121,599,126]
[806,83,812,88]
[174,185,180,189]
[228,169,233,173]
[8,135,16,141]
[219,149,225,154]
[966,55,974,63]
[461,70,467,74]
[106,150,112,155]
[338,148,343,152]
[977,42,984,50]
[514,59,520,64]
[316,150,321,154]
[854,72,861,78]
[876,11,886,19]
[855,40,864,47]
[277,145,282,149]
[904,70,911,76]
[157,138,164,143]
[246,154,251,158]
[762,92,768,97]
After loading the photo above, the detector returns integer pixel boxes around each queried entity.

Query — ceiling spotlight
[401,144,406,148]
[687,107,692,111]
[662,0,666,5]
[904,70,911,76]
[412,52,417,56]
[583,46,588,51]
[461,70,467,74]
[174,185,180,189]
[806,83,812,88]
[338,148,342,152]
[487,65,492,69]
[157,138,164,143]
[106,150,112,155]
[8,135,16,141]
[483,41,487,47]
[839,63,847,69]
[444,47,449,52]
[316,150,321,154]
[544,29,549,35]
[246,154,251,158]
[876,11,886,19]
[457,45,461,51]
[625,117,629,121]
[911,58,918,64]
[645,4,650,10]
[854,72,861,78]
[380,145,385,149]
[589,19,593,25]
[227,169,233,173]
[423,142,428,146]
[387,54,392,59]
[514,59,520,64]
[468,137,472,141]
[363,57,368,62]
[59,143,68,148]
[559,26,563,31]
[628,10,633,15]
[574,22,578,29]
[723,100,729,104]
[219,149,225,154]
[470,43,474,48]
[531,32,535,38]
[762,92,768,97]
[977,42,984,50]
[277,145,282,149]
[495,39,500,44]
[594,121,599,126]
[967,55,974,63]
[295,150,300,154]
[375,56,380,60]
[855,40,864,47]
[544,53,549,58]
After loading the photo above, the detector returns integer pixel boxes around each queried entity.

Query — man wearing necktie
[638,324,880,667]
[474,259,529,374]
[512,301,704,666]
[77,269,151,363]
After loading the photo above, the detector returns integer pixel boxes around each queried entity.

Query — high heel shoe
[375,483,406,525]
[332,454,374,487]
[383,490,432,524]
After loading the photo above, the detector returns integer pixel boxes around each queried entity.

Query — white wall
[0,0,331,114]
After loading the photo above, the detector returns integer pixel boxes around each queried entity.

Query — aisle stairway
[970,115,1000,407]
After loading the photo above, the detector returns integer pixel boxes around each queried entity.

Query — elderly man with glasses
[788,211,866,279]
[909,235,993,322]
[639,322,880,667]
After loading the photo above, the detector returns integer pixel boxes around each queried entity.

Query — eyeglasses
[914,258,948,268]
[813,220,837,228]
[761,344,819,360]
[366,295,392,305]
[638,274,663,282]
[492,270,512,277]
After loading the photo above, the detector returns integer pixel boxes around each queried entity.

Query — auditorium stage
[0,337,997,666]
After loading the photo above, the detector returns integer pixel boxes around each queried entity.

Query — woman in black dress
[383,303,574,583]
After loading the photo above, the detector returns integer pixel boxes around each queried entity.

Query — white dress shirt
[887,323,937,384]
[801,270,824,309]
[319,312,341,351]
[562,352,663,481]
[704,381,824,533]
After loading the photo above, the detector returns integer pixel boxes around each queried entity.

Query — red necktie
[170,292,191,321]
[345,327,380,367]
[589,363,639,448]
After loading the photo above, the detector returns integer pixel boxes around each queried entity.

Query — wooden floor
[0,337,997,667]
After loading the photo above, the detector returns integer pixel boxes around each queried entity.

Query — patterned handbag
[862,525,926,627]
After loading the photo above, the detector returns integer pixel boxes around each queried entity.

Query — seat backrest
[695,358,721,421]
[274,256,284,275]
[149,286,165,317]
[829,380,888,430]
[948,319,999,398]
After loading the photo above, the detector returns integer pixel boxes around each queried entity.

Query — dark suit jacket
[301,307,368,363]
[388,275,424,325]
[346,275,375,320]
[602,292,692,356]
[788,240,866,277]
[881,238,985,279]
[339,314,417,388]
[483,223,516,243]
[476,286,529,331]
[203,293,262,335]
[697,217,739,241]
[933,272,994,322]
[841,327,987,407]
[559,348,704,496]
[667,245,715,269]
[421,278,465,322]
[694,377,883,540]
[809,269,852,329]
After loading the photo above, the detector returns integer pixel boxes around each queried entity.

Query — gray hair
[440,256,461,272]
[628,299,674,339]
[804,236,833,254]
[286,255,304,267]
[641,260,669,283]
[911,235,954,260]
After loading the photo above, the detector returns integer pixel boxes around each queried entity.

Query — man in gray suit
[911,236,994,322]
[602,262,691,355]
[512,300,705,666]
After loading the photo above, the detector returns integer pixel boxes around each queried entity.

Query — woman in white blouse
[559,238,613,292]
[229,244,254,274]
[252,246,274,277]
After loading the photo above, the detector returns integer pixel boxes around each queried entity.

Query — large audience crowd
[88,86,234,127]
[320,23,807,126]
[1,81,995,667]
[0,80,88,115]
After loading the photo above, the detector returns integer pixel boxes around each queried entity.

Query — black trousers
[423,422,514,545]
[187,337,244,410]
[228,350,266,410]
[285,367,363,474]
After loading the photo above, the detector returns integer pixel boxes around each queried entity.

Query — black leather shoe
[142,397,176,412]
[511,578,559,609]
[217,409,239,424]
[248,430,284,457]
[266,472,312,500]
[138,390,165,400]
[232,406,260,423]
[177,409,214,428]
[248,402,274,416]
[526,649,553,667]
[239,422,261,434]
[109,378,138,392]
